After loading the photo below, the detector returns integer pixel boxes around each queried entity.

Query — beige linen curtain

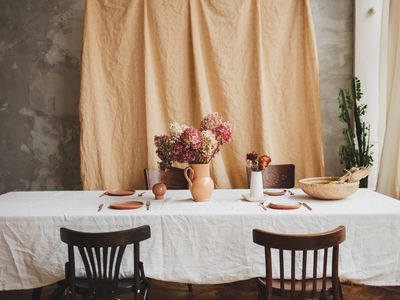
[377,0,400,199]
[80,0,324,190]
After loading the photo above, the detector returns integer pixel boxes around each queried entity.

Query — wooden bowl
[299,177,359,200]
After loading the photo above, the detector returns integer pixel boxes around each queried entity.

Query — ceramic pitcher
[184,163,214,202]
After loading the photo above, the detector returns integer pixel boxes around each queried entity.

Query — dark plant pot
[359,176,368,188]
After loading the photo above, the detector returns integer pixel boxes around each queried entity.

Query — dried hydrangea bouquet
[154,112,232,201]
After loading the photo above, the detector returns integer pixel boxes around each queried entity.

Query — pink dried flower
[212,122,233,143]
[172,142,196,163]
[200,112,224,131]
[181,127,203,150]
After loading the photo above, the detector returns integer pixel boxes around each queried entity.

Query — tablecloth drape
[1,189,400,290]
[79,0,324,190]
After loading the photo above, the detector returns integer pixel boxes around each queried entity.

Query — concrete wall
[310,0,354,177]
[0,0,354,193]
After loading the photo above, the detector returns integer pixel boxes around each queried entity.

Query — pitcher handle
[184,166,194,188]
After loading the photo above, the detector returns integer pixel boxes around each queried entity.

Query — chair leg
[255,279,265,300]
[139,278,151,300]
[339,282,344,300]
[187,283,193,293]
[31,287,42,300]
[45,280,66,300]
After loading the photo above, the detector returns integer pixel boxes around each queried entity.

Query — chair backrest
[60,225,151,298]
[246,164,295,189]
[253,226,345,299]
[144,167,188,190]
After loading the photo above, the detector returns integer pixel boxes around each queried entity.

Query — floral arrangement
[154,112,233,169]
[246,151,271,171]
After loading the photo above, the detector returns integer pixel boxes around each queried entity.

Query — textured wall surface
[0,0,84,193]
[310,0,354,176]
[0,0,353,193]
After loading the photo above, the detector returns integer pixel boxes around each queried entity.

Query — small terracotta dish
[268,200,300,210]
[106,190,135,196]
[264,190,286,196]
[109,201,143,210]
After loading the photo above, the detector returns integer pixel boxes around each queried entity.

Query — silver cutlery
[138,191,146,197]
[258,202,268,210]
[286,189,294,196]
[146,200,151,211]
[300,202,312,211]
[98,203,104,212]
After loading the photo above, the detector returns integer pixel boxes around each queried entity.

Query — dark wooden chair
[246,164,295,189]
[253,226,346,300]
[60,225,151,300]
[144,167,188,190]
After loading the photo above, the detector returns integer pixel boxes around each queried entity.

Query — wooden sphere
[152,183,167,200]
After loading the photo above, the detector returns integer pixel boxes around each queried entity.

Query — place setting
[242,152,312,212]
[97,183,169,212]
[242,191,312,212]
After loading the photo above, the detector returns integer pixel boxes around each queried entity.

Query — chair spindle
[301,250,307,297]
[322,247,328,298]
[291,250,295,297]
[265,248,272,299]
[312,249,318,298]
[114,245,126,280]
[279,249,284,292]
[103,247,108,279]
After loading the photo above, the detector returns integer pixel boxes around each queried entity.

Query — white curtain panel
[377,0,400,199]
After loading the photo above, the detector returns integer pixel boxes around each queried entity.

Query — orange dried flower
[258,155,272,169]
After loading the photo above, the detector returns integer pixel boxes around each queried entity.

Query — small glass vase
[250,170,264,198]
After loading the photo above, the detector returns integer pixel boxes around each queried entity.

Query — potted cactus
[338,77,373,188]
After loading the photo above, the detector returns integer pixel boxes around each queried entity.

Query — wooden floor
[1,280,400,300]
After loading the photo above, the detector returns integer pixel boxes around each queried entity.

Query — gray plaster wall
[0,0,353,193]
[310,0,354,177]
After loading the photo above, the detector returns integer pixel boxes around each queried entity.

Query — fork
[146,200,151,211]
[258,201,268,211]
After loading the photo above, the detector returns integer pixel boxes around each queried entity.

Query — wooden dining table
[0,188,400,291]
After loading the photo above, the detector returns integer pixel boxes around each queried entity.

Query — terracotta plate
[268,200,300,210]
[264,190,286,196]
[109,201,143,210]
[106,190,135,196]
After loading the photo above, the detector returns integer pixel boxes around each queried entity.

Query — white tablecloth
[0,189,400,290]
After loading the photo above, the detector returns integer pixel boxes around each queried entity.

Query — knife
[301,202,312,211]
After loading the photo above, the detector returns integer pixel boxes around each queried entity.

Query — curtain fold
[80,0,324,190]
[377,0,400,199]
